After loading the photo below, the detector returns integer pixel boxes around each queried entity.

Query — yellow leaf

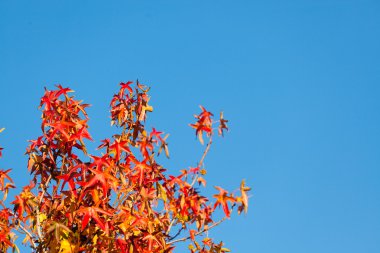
[157,183,167,202]
[22,234,30,245]
[38,213,47,223]
[92,234,98,244]
[144,104,153,112]
[59,239,75,253]
[0,128,4,133]
[133,230,141,236]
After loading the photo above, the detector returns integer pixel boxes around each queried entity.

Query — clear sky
[1,0,380,252]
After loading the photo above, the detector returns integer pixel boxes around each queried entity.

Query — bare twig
[168,227,184,241]
[190,138,212,187]
[167,216,228,244]
[166,219,176,236]
[198,138,212,168]
[17,222,37,249]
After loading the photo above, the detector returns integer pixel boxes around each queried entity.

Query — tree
[0,82,250,253]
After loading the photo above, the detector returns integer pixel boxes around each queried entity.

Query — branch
[167,216,228,245]
[191,138,212,187]
[168,227,184,241]
[166,219,176,236]
[198,138,212,168]
[15,221,36,249]
[36,174,52,240]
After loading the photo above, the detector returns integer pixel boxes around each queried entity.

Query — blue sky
[1,0,380,252]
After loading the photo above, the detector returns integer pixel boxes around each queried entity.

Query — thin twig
[167,216,228,244]
[191,138,212,187]
[198,138,212,168]
[36,174,52,240]
[168,227,184,241]
[166,219,176,236]
[17,223,37,249]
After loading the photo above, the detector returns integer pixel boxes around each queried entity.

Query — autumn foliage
[0,82,250,253]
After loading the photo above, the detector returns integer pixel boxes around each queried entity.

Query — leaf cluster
[0,82,250,253]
